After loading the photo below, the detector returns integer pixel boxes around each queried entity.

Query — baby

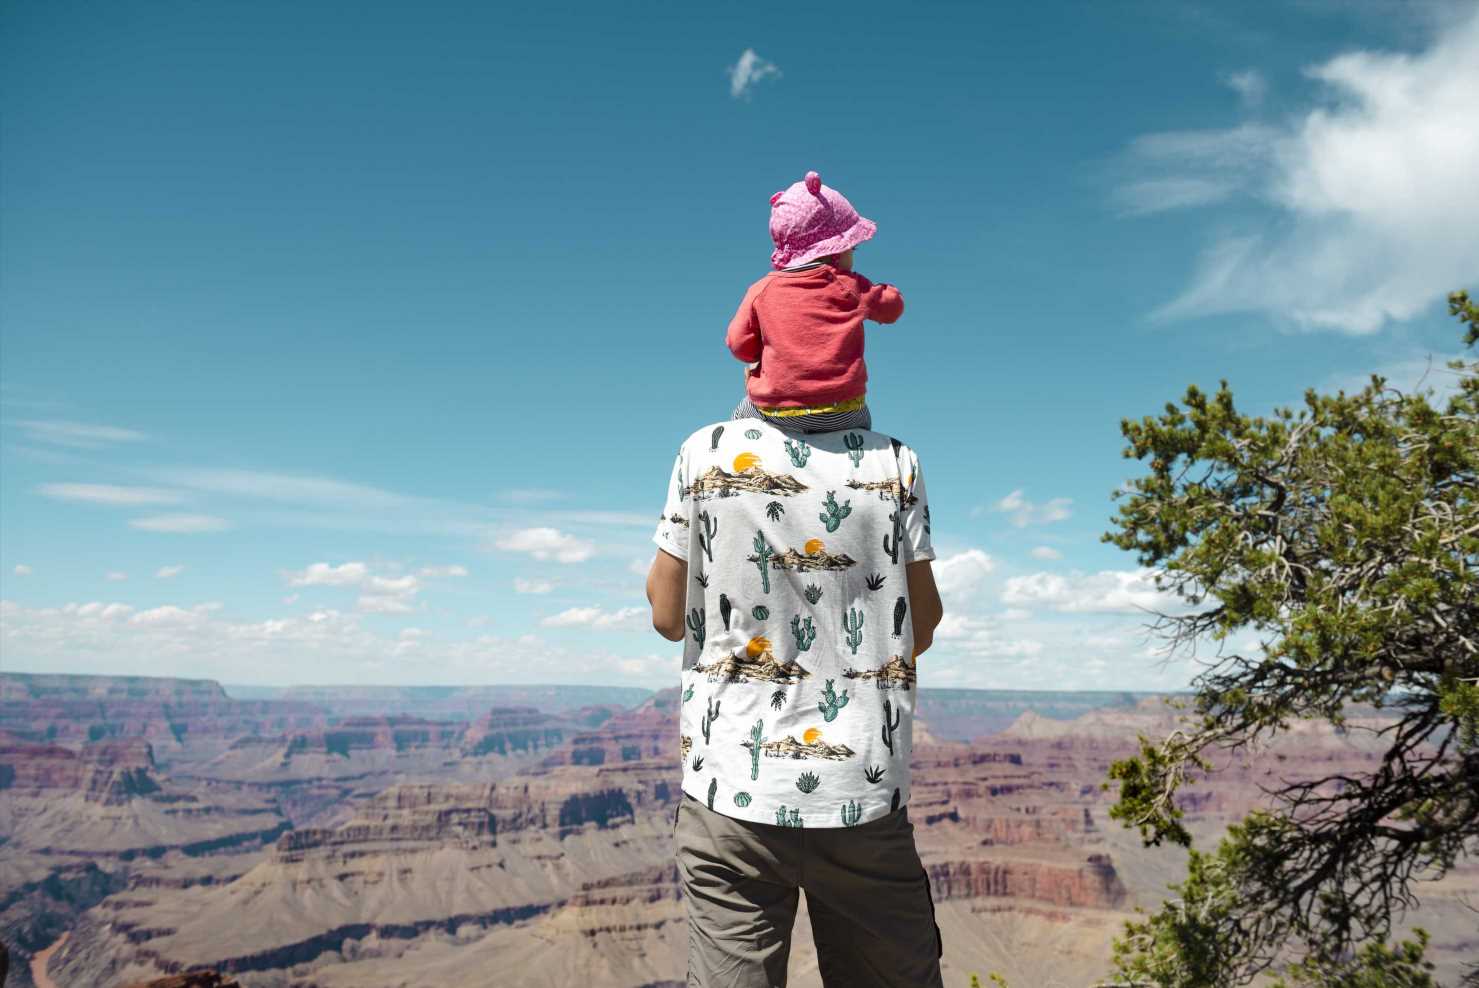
[726,170,904,434]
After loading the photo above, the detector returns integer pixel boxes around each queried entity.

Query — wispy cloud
[499,488,566,505]
[157,468,409,509]
[12,564,32,577]
[541,605,647,630]
[727,48,781,99]
[104,571,128,582]
[984,489,1073,527]
[129,514,233,534]
[1001,567,1196,615]
[417,564,468,578]
[493,527,595,564]
[514,577,555,594]
[12,419,148,449]
[1029,546,1063,560]
[1120,9,1479,333]
[38,483,186,506]
[1222,68,1266,108]
[284,562,369,587]
[155,565,186,579]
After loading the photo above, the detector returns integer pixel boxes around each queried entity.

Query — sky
[3,0,1476,691]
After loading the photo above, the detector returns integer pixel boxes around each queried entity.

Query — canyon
[1,673,1474,987]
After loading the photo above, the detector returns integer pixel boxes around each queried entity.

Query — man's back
[653,419,934,827]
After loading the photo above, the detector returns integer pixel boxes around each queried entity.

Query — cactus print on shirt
[653,421,934,828]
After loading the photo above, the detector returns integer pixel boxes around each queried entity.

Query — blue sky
[3,0,1476,689]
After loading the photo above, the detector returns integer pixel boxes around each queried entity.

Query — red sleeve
[848,271,904,324]
[725,279,766,362]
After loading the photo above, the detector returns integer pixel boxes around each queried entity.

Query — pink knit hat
[768,170,877,270]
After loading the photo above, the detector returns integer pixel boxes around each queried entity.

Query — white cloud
[284,562,369,587]
[1029,546,1063,560]
[499,488,566,505]
[104,571,128,582]
[157,468,408,509]
[514,577,555,594]
[280,561,423,614]
[990,489,1073,527]
[1125,10,1479,333]
[0,599,676,687]
[628,557,651,578]
[357,594,416,615]
[38,483,185,506]
[13,564,32,577]
[14,420,147,449]
[933,549,997,600]
[155,565,185,579]
[417,564,468,578]
[540,605,647,630]
[727,48,781,99]
[1222,68,1266,108]
[130,514,232,534]
[494,527,595,564]
[1001,567,1192,615]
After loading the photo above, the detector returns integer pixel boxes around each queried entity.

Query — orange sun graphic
[733,452,761,473]
[745,636,771,658]
[803,727,822,744]
[803,538,825,556]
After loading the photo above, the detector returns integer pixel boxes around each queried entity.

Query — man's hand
[647,549,688,642]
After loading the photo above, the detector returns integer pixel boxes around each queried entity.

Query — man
[646,418,945,987]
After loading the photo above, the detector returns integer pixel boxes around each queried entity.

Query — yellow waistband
[756,395,867,417]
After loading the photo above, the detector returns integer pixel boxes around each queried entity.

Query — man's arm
[906,559,942,657]
[647,548,688,642]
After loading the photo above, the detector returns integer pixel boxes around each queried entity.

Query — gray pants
[674,793,944,987]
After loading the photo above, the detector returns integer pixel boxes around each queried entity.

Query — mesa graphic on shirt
[652,421,934,828]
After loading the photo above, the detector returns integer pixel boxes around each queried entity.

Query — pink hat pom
[804,171,822,197]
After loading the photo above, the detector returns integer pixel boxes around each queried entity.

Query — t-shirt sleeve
[652,444,691,561]
[899,446,935,563]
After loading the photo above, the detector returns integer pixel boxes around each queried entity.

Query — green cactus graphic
[698,511,717,563]
[687,608,705,648]
[710,425,724,451]
[891,788,901,812]
[893,596,908,637]
[682,685,694,703]
[790,614,816,652]
[864,764,885,784]
[733,791,752,807]
[841,799,863,826]
[843,607,864,654]
[745,718,766,781]
[865,572,885,591]
[817,679,849,722]
[695,572,709,589]
[691,754,704,771]
[923,504,931,536]
[818,491,852,532]
[796,771,820,794]
[883,509,903,564]
[752,605,770,621]
[881,697,901,756]
[843,431,865,467]
[765,500,785,522]
[775,805,803,828]
[784,438,810,467]
[719,594,733,631]
[745,428,762,440]
[770,688,786,710]
[701,696,720,744]
[752,530,774,594]
[803,583,823,605]
[707,777,718,810]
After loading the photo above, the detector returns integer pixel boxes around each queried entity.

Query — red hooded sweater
[725,264,904,409]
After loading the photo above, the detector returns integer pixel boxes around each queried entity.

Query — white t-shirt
[652,420,935,828]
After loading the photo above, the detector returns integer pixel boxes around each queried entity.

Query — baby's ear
[770,191,784,207]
